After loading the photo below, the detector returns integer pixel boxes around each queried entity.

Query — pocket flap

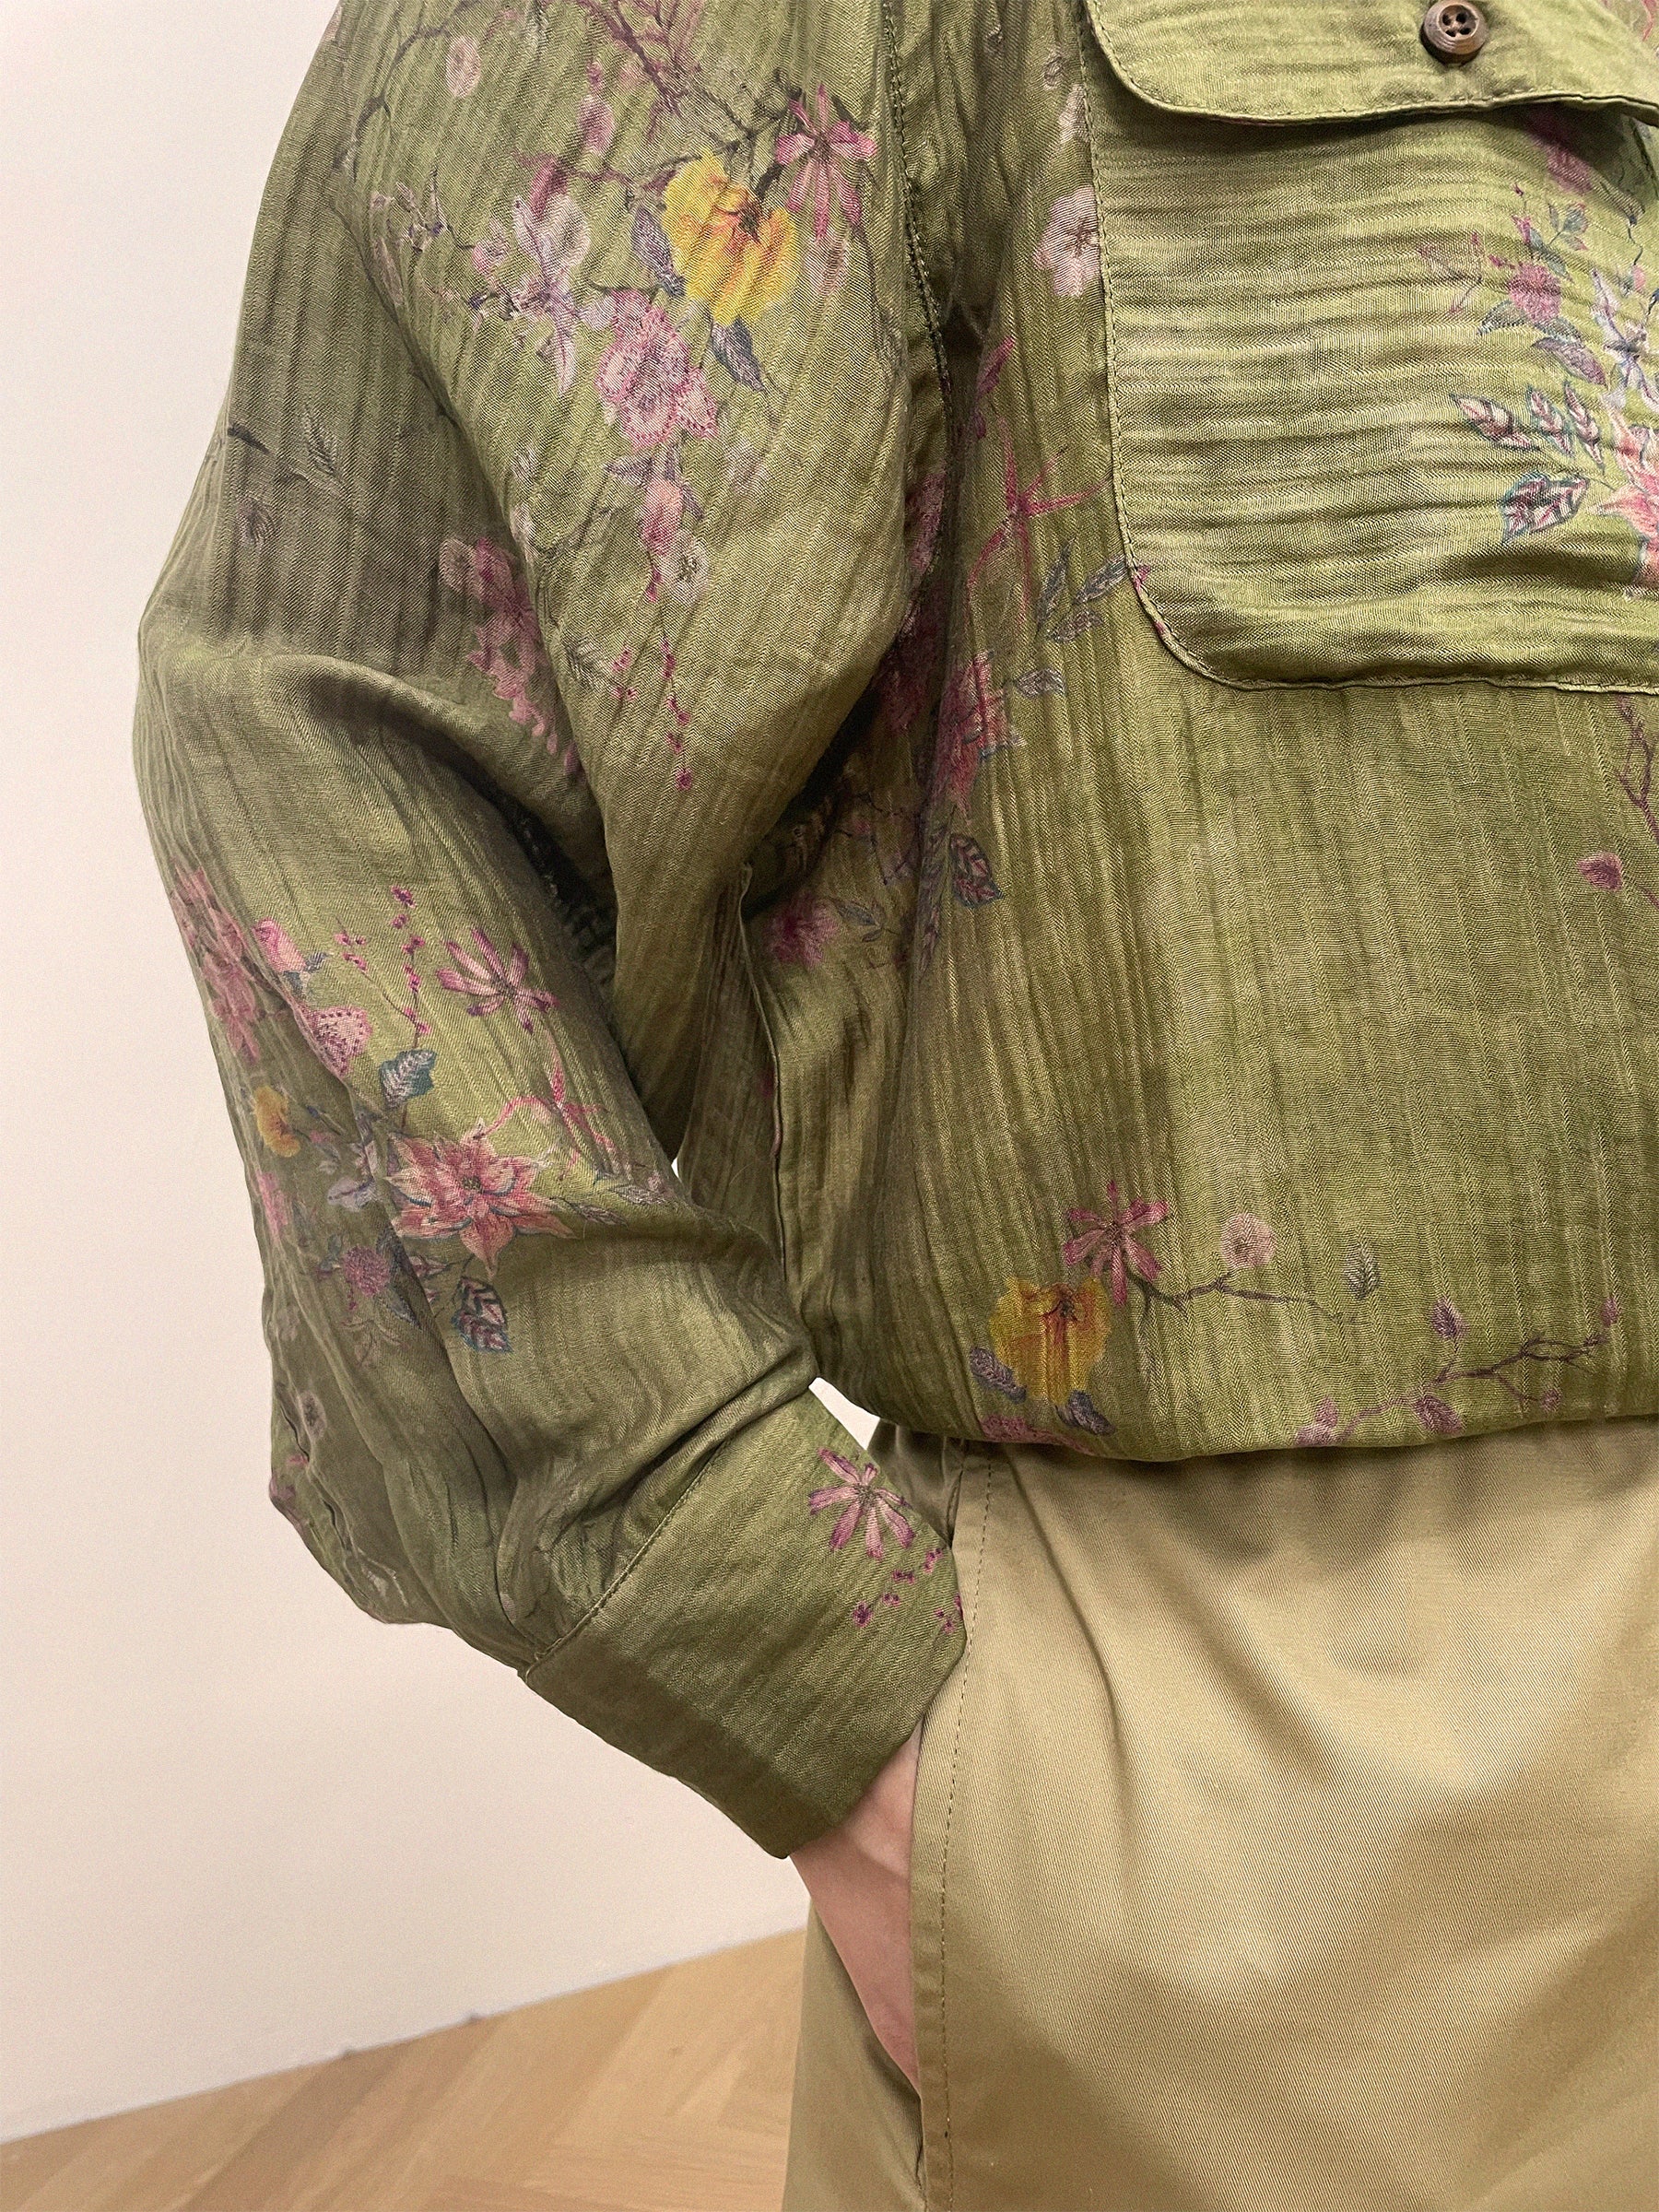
[1084,0,1659,125]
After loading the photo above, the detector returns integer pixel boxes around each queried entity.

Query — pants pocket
[908,1440,997,2211]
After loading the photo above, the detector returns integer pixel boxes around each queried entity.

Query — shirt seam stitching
[881,0,955,411]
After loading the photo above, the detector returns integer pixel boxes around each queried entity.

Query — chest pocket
[1075,0,1659,689]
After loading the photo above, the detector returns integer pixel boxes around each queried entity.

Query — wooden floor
[1,1929,807,2212]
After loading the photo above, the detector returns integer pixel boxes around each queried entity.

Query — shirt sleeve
[132,1,965,1857]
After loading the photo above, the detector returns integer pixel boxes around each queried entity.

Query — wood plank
[2,1930,807,2212]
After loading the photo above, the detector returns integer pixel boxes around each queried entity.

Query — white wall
[0,0,865,2143]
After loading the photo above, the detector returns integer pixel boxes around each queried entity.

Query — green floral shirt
[134,0,1659,1853]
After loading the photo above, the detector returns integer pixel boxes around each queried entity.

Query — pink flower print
[543,1046,617,1171]
[1218,1213,1275,1270]
[400,1140,546,1265]
[967,414,1109,611]
[435,926,559,1031]
[578,91,616,155]
[1600,413,1659,588]
[1506,260,1561,330]
[594,292,719,452]
[906,467,948,581]
[438,536,554,743]
[508,191,591,394]
[445,35,481,97]
[170,865,264,1065]
[1591,270,1659,408]
[808,1448,917,1559]
[762,891,841,966]
[932,652,1009,811]
[385,1129,570,1270]
[980,1413,1053,1443]
[1063,1183,1172,1304]
[774,82,877,244]
[294,1003,371,1081]
[339,1244,392,1303]
[639,474,685,559]
[1524,112,1597,195]
[876,587,944,741]
[253,917,307,980]
[1578,850,1625,889]
[1034,187,1100,298]
[253,1170,292,1239]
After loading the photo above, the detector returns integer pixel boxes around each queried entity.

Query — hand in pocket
[790,1717,924,2090]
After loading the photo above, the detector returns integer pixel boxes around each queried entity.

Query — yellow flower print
[662,153,799,324]
[253,1084,301,1157]
[988,1277,1109,1405]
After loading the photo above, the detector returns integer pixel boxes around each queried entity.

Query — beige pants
[782,1418,1659,2212]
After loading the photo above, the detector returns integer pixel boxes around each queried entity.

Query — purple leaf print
[453,1277,511,1353]
[1560,381,1603,450]
[1012,665,1066,697]
[1035,553,1071,626]
[970,1345,1027,1401]
[1430,1296,1467,1340]
[1578,849,1625,889]
[1500,470,1589,541]
[1059,1389,1113,1435]
[1296,1396,1343,1447]
[1453,394,1536,449]
[949,832,1003,906]
[1414,1392,1464,1437]
[1074,556,1129,603]
[629,205,684,295]
[1532,333,1606,385]
[1525,386,1576,457]
[709,316,766,394]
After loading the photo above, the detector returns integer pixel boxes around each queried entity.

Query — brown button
[1421,2,1489,62]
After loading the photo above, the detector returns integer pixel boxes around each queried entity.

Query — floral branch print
[965,414,1111,616]
[359,13,893,796]
[335,0,488,178]
[808,1447,962,1632]
[1295,1294,1623,1445]
[438,535,561,748]
[1577,695,1659,912]
[171,863,669,1359]
[968,1191,1354,1441]
[906,338,1119,973]
[1424,121,1659,582]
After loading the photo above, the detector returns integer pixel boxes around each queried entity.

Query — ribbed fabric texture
[133,0,1657,1853]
